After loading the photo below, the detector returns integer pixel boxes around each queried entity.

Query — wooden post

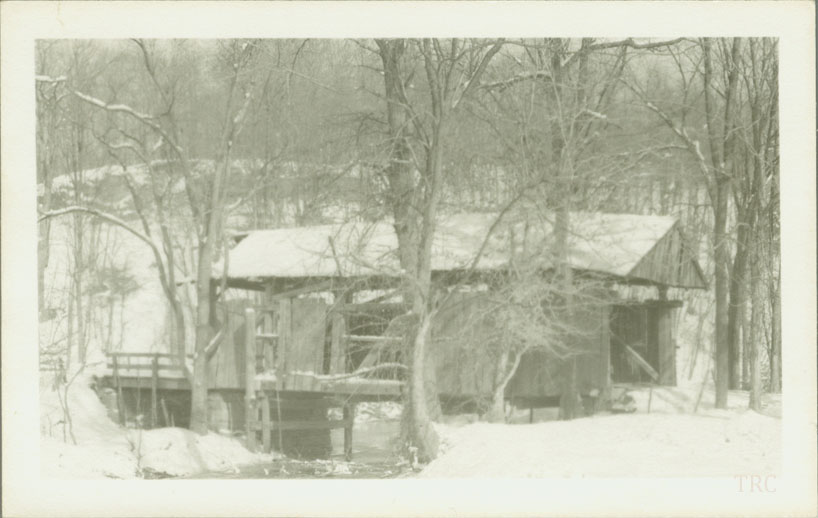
[656,306,677,386]
[151,355,159,428]
[343,403,355,461]
[261,394,271,453]
[274,391,284,453]
[277,298,291,391]
[134,357,142,425]
[263,284,275,372]
[244,307,257,451]
[112,356,125,426]
[330,311,346,375]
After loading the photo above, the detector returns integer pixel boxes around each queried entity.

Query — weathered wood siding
[432,292,500,398]
[629,225,706,289]
[610,301,679,385]
[508,303,610,399]
[610,305,650,383]
[653,304,677,385]
[433,292,611,400]
[207,300,249,389]
[284,298,327,390]
[207,298,329,391]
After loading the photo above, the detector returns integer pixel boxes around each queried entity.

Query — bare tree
[627,38,779,409]
[38,40,259,433]
[372,38,503,461]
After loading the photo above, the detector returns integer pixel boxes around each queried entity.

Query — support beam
[260,394,271,452]
[151,355,159,428]
[624,344,659,382]
[277,298,291,391]
[244,307,257,451]
[330,311,346,375]
[343,403,356,461]
[113,356,125,426]
[263,285,275,372]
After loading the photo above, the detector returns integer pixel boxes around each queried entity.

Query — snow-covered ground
[421,386,781,478]
[40,372,277,479]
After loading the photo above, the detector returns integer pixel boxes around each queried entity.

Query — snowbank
[130,427,277,477]
[40,372,276,479]
[420,409,780,478]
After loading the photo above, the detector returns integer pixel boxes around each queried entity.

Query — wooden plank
[258,394,331,410]
[244,307,257,451]
[106,362,184,371]
[337,302,409,314]
[254,379,404,398]
[112,377,190,390]
[287,298,327,387]
[318,380,404,397]
[256,280,334,303]
[433,292,498,397]
[107,368,187,379]
[109,352,180,358]
[624,345,659,381]
[249,419,352,431]
[344,335,403,343]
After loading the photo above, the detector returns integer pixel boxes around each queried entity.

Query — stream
[190,420,410,479]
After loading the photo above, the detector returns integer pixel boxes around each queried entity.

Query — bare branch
[318,362,407,382]
[38,206,161,260]
[452,39,505,110]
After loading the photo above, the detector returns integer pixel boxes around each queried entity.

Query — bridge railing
[107,352,189,380]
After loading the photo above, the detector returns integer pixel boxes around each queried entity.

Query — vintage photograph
[34,37,785,481]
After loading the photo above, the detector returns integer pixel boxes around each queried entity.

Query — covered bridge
[218,211,706,402]
[101,211,706,455]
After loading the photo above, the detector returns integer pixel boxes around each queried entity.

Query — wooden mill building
[100,211,706,457]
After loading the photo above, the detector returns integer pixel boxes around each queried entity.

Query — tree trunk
[408,314,439,462]
[423,338,443,421]
[741,291,750,390]
[72,213,87,365]
[713,179,730,409]
[702,39,740,410]
[189,241,213,434]
[728,220,749,389]
[749,251,762,411]
[376,39,441,461]
[769,277,781,392]
[559,358,583,420]
[38,210,51,321]
[484,350,512,423]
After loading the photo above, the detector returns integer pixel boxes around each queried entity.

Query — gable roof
[216,212,707,289]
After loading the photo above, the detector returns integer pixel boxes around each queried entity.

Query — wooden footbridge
[102,298,405,458]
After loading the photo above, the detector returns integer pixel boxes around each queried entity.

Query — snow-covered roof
[216,212,706,289]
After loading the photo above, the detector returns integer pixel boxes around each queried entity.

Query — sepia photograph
[33,35,783,479]
[2,2,815,517]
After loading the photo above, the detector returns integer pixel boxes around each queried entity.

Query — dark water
[190,420,409,479]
